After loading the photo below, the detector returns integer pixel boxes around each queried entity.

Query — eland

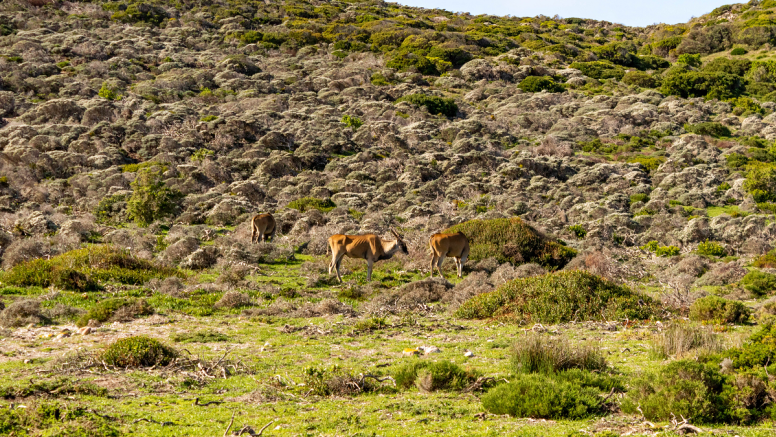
[327,228,408,283]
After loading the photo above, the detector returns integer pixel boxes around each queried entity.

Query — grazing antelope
[327,228,409,283]
[429,232,469,279]
[251,213,276,244]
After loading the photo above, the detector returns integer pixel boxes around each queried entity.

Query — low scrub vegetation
[650,323,724,359]
[393,360,479,392]
[100,336,178,368]
[455,271,654,322]
[444,218,576,270]
[512,334,607,374]
[689,295,750,324]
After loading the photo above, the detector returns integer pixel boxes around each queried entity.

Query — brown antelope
[327,228,408,283]
[429,232,469,278]
[251,213,276,243]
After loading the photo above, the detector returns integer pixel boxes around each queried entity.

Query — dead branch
[132,418,174,426]
[359,374,396,386]
[256,420,275,436]
[223,411,236,437]
[463,376,495,393]
[195,397,224,407]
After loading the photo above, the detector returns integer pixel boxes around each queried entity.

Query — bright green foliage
[482,373,606,419]
[455,270,654,322]
[386,52,437,75]
[622,360,732,424]
[127,165,183,227]
[684,122,732,137]
[677,53,702,67]
[110,3,168,26]
[370,72,390,86]
[689,295,750,324]
[199,115,218,122]
[629,193,650,204]
[662,72,745,100]
[0,245,181,290]
[191,148,214,162]
[726,323,776,371]
[395,94,458,117]
[287,197,335,212]
[744,161,776,202]
[740,270,776,297]
[443,218,576,269]
[341,114,363,130]
[727,153,750,168]
[730,96,764,115]
[696,240,727,257]
[97,83,121,101]
[568,224,586,239]
[518,76,564,93]
[76,298,152,327]
[627,155,666,172]
[569,61,625,80]
[640,240,680,256]
[393,361,479,391]
[100,336,177,367]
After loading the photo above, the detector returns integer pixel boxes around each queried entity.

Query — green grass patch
[287,197,336,213]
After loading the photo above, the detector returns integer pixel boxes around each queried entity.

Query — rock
[463,349,475,358]
[78,326,92,335]
[420,346,441,354]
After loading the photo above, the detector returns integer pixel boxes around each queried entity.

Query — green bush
[287,197,335,213]
[100,336,177,368]
[455,270,654,322]
[727,153,750,168]
[0,245,181,290]
[627,155,666,172]
[731,47,748,56]
[568,224,586,239]
[754,248,776,268]
[386,52,438,75]
[569,61,625,80]
[696,240,727,257]
[622,360,731,424]
[661,71,745,100]
[744,162,776,202]
[629,193,650,204]
[341,114,363,130]
[75,298,152,327]
[395,93,458,117]
[621,71,659,88]
[689,296,750,324]
[640,240,680,257]
[482,373,605,419]
[518,76,564,93]
[393,361,479,391]
[443,218,576,269]
[684,122,732,138]
[512,334,607,374]
[677,53,702,67]
[127,165,183,227]
[740,271,776,297]
[97,83,121,101]
[726,323,776,371]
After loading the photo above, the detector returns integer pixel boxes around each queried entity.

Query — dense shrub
[100,336,177,367]
[395,94,458,117]
[754,248,776,268]
[0,299,47,327]
[0,245,181,290]
[726,323,776,371]
[482,373,605,419]
[621,71,659,88]
[696,240,727,257]
[640,240,680,257]
[393,360,479,391]
[287,197,335,212]
[627,155,666,172]
[740,271,776,297]
[661,71,745,100]
[622,360,731,423]
[567,224,586,238]
[689,296,750,324]
[386,52,438,75]
[512,334,607,374]
[569,61,625,80]
[684,122,732,137]
[744,162,776,202]
[455,270,654,322]
[127,166,183,227]
[443,218,576,269]
[518,76,564,93]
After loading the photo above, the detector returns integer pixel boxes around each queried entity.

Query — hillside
[1,0,776,435]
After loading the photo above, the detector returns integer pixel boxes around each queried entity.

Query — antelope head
[390,228,409,255]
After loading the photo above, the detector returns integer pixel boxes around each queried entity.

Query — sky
[394,0,736,27]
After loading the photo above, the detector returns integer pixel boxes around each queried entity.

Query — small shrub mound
[1,245,181,291]
[455,271,653,323]
[76,298,152,327]
[393,361,479,392]
[622,360,730,424]
[287,197,335,213]
[696,240,727,257]
[0,299,47,327]
[395,93,458,117]
[100,336,177,368]
[689,296,750,324]
[518,76,564,93]
[512,334,607,374]
[726,323,776,371]
[640,240,680,257]
[754,248,776,268]
[740,270,776,297]
[684,122,731,138]
[482,372,605,419]
[443,218,576,269]
[214,291,253,309]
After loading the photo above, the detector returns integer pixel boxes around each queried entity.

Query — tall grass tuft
[650,323,724,359]
[512,334,607,374]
